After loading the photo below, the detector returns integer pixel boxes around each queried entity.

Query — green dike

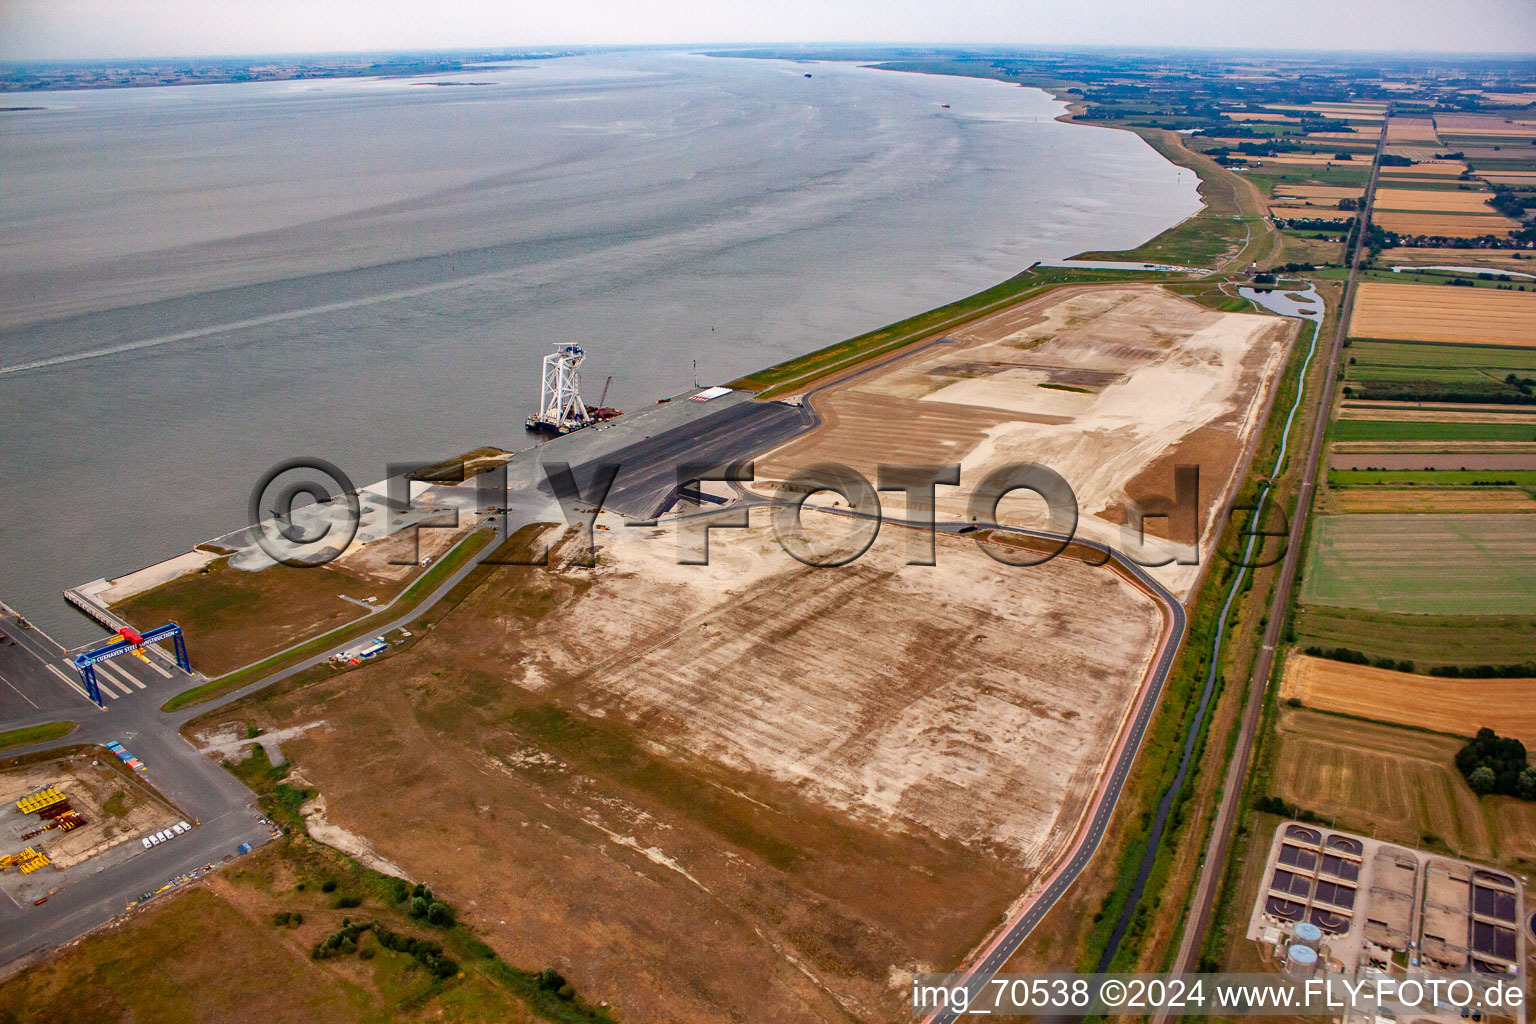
[0,721,77,751]
[729,265,1171,396]
[1073,127,1272,272]
[160,528,495,713]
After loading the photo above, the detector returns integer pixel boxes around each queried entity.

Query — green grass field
[1333,420,1536,442]
[1344,339,1536,383]
[0,721,76,752]
[161,528,496,712]
[1328,469,1536,488]
[1293,606,1536,667]
[1300,513,1536,614]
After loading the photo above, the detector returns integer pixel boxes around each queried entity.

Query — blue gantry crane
[73,623,191,707]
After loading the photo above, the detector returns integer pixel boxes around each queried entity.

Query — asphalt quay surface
[563,398,812,519]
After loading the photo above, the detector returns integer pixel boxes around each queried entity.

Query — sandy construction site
[253,512,1167,1021]
[754,285,1296,597]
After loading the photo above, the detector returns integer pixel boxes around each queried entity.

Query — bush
[558,984,576,1000]
[426,901,454,926]
[1468,765,1497,795]
[1456,728,1531,798]
[538,967,567,991]
[359,945,376,961]
[321,879,337,893]
[271,911,291,927]
[409,896,429,918]
[334,894,362,909]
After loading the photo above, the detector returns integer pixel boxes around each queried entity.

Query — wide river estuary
[0,52,1199,644]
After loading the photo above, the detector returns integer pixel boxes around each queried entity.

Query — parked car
[171,823,186,835]
[177,820,191,831]
[141,837,153,849]
[157,829,173,842]
[148,833,162,846]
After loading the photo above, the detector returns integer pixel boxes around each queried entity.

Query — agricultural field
[1347,282,1536,347]
[753,284,1296,597]
[1378,248,1536,272]
[1293,606,1536,669]
[1327,469,1536,488]
[1331,419,1536,442]
[231,513,1168,1023]
[1372,211,1518,238]
[1338,404,1536,423]
[1268,709,1536,866]
[1273,185,1363,200]
[1385,118,1440,144]
[1280,654,1536,746]
[1373,189,1498,213]
[1380,161,1469,177]
[1300,513,1536,614]
[1327,487,1536,514]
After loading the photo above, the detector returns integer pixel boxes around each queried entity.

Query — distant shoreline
[0,49,580,93]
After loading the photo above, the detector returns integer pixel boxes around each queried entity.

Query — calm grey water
[0,52,1199,645]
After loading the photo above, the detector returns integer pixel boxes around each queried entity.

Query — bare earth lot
[755,285,1294,598]
[249,514,1164,1023]
[1280,653,1536,746]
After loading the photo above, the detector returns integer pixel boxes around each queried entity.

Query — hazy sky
[3,0,1535,61]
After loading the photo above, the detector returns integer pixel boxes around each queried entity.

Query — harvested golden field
[1483,171,1536,186]
[1435,114,1536,137]
[1374,188,1497,213]
[1260,154,1360,167]
[1387,118,1440,144]
[1328,487,1536,514]
[1381,161,1469,177]
[1269,710,1533,866]
[1373,211,1517,237]
[247,515,1166,1023]
[754,285,1294,597]
[1280,654,1536,745]
[1349,281,1536,346]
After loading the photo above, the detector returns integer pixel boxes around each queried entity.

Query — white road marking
[97,659,142,691]
[140,656,172,679]
[0,672,40,709]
